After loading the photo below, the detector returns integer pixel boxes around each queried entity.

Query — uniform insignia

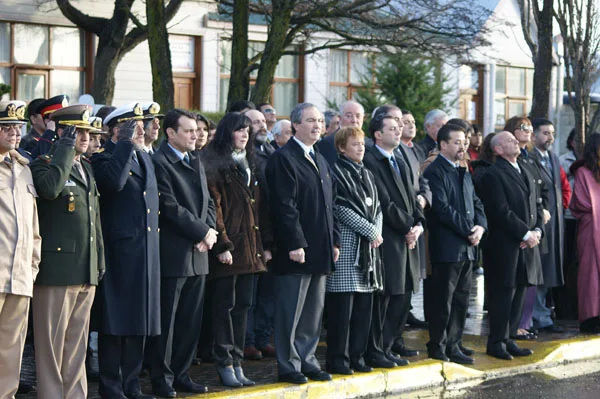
[39,154,52,163]
[133,103,143,116]
[6,103,16,118]
[96,148,105,153]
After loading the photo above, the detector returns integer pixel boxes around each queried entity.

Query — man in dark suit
[317,100,364,166]
[479,131,544,360]
[266,103,340,384]
[530,118,568,333]
[149,109,217,397]
[92,104,160,399]
[423,124,487,365]
[362,114,425,368]
[30,105,105,399]
[416,109,447,157]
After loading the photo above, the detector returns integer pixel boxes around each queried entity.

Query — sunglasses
[519,124,533,132]
[263,108,276,114]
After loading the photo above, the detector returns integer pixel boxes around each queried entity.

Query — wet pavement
[16,272,587,398]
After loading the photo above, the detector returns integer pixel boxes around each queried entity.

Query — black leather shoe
[173,378,208,394]
[366,356,397,368]
[304,369,332,381]
[459,344,474,356]
[486,348,513,360]
[279,372,308,384]
[385,352,409,366]
[448,351,474,365]
[406,312,428,328]
[326,365,354,375]
[126,393,156,399]
[151,383,176,399]
[506,344,533,357]
[428,350,450,362]
[539,324,564,333]
[350,363,373,373]
[392,345,419,357]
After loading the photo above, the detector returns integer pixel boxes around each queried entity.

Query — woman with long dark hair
[201,112,272,387]
[570,133,600,333]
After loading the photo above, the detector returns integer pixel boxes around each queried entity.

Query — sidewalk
[17,275,599,398]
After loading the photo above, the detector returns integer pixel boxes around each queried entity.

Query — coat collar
[497,157,528,192]
[160,140,195,171]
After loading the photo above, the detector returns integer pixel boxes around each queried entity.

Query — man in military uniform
[92,104,160,399]
[0,100,42,399]
[141,102,162,155]
[20,98,46,154]
[30,94,69,158]
[30,104,105,399]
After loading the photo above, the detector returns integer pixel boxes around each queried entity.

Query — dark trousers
[98,335,145,398]
[427,261,472,355]
[383,291,412,353]
[149,275,205,387]
[197,280,214,360]
[246,271,275,348]
[274,274,325,376]
[487,282,527,350]
[212,274,255,368]
[325,292,373,369]
[366,293,388,361]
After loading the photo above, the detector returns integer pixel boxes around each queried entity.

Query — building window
[219,40,301,116]
[0,22,85,102]
[171,35,201,110]
[494,65,534,128]
[328,50,373,105]
[458,65,484,126]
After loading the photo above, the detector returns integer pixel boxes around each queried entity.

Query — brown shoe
[258,344,276,357]
[243,346,263,360]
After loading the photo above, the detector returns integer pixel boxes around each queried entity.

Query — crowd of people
[0,93,599,399]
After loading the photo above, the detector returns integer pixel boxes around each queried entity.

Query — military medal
[365,197,373,206]
[68,195,75,212]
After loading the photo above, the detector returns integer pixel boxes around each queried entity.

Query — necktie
[542,155,553,173]
[390,156,401,176]
[132,151,139,165]
[183,154,190,165]
[74,161,88,186]
[309,150,317,163]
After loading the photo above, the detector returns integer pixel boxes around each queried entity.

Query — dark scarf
[333,155,383,292]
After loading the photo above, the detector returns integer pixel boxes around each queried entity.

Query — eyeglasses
[262,108,276,114]
[519,124,533,132]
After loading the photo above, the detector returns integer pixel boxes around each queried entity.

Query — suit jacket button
[143,191,147,196]
[147,227,151,232]
[91,236,94,242]
[157,228,160,232]
[129,172,133,176]
[147,209,151,214]
[57,247,61,251]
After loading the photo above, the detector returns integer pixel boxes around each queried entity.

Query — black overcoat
[423,155,487,263]
[91,140,161,336]
[478,157,544,288]
[265,139,340,275]
[362,146,425,295]
[152,141,216,277]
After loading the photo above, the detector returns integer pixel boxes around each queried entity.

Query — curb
[188,336,600,398]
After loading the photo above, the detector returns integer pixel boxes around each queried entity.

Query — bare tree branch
[56,0,106,34]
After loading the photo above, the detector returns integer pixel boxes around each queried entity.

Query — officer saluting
[29,104,105,399]
[91,103,160,399]
[30,94,70,158]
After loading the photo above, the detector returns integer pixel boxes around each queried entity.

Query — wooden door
[173,77,194,110]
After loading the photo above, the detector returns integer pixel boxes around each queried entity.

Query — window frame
[328,49,375,103]
[494,65,534,129]
[0,21,87,101]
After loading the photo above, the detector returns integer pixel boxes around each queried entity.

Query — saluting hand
[117,119,138,141]
[58,125,77,146]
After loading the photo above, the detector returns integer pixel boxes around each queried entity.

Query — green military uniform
[30,140,104,286]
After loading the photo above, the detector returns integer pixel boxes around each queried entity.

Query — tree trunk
[146,0,174,111]
[529,0,553,118]
[250,4,292,105]
[227,0,250,108]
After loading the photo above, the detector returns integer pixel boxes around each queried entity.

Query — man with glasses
[0,100,41,399]
[258,103,277,141]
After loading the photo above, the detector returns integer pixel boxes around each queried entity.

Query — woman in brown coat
[202,112,272,387]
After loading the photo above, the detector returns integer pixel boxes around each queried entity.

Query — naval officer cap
[104,102,145,127]
[141,102,164,120]
[0,100,27,124]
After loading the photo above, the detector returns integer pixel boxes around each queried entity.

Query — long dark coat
[30,142,105,286]
[91,140,161,336]
[478,157,544,288]
[152,141,216,277]
[265,139,340,275]
[204,159,268,279]
[423,155,487,263]
[529,149,565,287]
[363,146,425,295]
